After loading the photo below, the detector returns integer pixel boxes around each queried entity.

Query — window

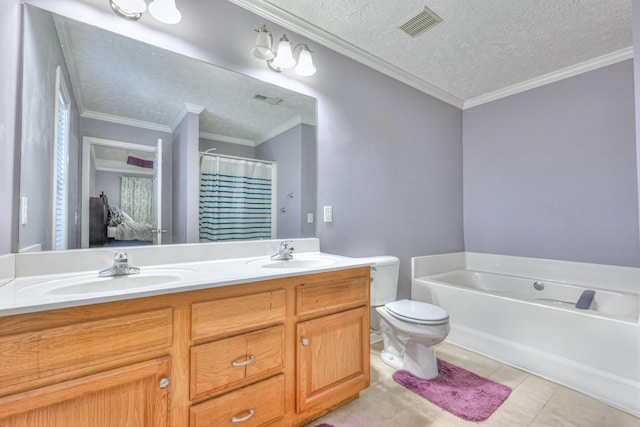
[53,66,70,251]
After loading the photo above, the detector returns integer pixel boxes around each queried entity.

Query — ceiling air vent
[254,94,283,105]
[398,6,442,38]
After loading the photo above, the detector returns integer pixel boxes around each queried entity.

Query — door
[0,357,170,427]
[296,306,369,412]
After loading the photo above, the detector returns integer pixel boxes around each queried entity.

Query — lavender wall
[257,125,303,239]
[19,6,80,252]
[172,112,199,244]
[0,0,21,254]
[463,60,639,267]
[634,2,640,238]
[199,138,256,159]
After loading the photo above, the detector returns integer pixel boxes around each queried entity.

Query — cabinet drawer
[191,290,285,341]
[0,308,173,393]
[190,374,284,427]
[190,325,284,400]
[296,277,368,317]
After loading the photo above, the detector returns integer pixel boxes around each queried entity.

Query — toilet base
[380,343,440,380]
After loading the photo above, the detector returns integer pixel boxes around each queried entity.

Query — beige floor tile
[428,411,482,426]
[530,386,611,427]
[305,342,640,427]
[597,406,640,427]
[437,342,503,378]
[487,365,529,390]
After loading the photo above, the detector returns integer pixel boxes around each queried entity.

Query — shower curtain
[199,155,275,242]
[120,176,153,224]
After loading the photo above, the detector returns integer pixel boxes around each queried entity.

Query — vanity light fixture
[252,25,316,76]
[110,0,182,24]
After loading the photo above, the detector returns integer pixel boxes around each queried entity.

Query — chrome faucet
[271,240,294,260]
[99,251,141,277]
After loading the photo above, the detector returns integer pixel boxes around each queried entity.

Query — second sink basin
[246,254,340,269]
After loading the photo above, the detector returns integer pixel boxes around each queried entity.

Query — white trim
[53,16,85,116]
[227,0,464,108]
[81,110,173,133]
[464,47,634,109]
[199,132,256,147]
[255,115,302,145]
[81,137,158,248]
[52,65,70,251]
[170,103,205,131]
[228,1,633,110]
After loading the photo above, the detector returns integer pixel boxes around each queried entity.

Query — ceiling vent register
[398,6,443,37]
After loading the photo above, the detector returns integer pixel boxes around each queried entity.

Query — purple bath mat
[392,359,511,422]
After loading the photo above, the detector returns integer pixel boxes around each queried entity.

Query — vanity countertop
[0,249,371,317]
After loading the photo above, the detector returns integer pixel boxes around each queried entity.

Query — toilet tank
[359,256,400,306]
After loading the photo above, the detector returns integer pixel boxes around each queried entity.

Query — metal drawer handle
[231,408,255,423]
[231,355,256,367]
[301,338,309,346]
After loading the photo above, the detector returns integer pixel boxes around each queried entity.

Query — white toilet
[363,256,450,379]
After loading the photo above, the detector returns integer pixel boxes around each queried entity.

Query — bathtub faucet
[271,240,294,260]
[99,251,141,277]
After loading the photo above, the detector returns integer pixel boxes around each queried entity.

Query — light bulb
[252,26,275,60]
[272,35,296,69]
[148,0,182,24]
[295,46,316,76]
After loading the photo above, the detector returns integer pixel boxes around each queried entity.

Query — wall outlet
[307,213,314,223]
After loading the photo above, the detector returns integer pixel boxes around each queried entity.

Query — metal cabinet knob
[159,378,170,389]
[301,338,309,346]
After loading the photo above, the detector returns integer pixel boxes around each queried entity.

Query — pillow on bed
[108,205,125,226]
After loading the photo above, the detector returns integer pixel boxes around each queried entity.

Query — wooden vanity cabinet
[0,266,370,427]
[295,276,370,413]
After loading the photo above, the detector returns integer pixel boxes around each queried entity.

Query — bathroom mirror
[18,5,317,252]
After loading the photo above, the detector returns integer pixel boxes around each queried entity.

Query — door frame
[80,136,160,248]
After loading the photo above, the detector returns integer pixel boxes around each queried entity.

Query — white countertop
[0,245,371,317]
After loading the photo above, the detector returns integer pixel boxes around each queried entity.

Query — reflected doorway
[80,137,163,248]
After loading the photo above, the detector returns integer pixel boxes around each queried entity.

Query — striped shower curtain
[199,155,275,242]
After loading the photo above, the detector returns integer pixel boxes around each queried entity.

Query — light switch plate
[323,206,333,223]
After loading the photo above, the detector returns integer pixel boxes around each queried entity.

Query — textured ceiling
[53,13,316,144]
[230,0,632,107]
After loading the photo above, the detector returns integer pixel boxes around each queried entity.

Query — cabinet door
[0,357,170,427]
[297,306,369,412]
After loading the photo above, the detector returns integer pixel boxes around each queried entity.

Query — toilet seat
[385,299,449,325]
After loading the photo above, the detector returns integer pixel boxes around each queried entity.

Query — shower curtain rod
[198,151,275,165]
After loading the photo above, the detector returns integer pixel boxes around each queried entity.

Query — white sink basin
[22,268,196,297]
[246,254,340,269]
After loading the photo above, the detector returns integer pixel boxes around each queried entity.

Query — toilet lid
[385,299,449,325]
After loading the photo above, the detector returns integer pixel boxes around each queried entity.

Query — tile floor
[306,342,640,427]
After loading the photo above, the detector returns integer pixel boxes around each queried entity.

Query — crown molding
[81,110,173,132]
[199,132,256,146]
[54,15,85,115]
[463,47,633,109]
[227,0,464,109]
[255,115,302,145]
[171,103,205,131]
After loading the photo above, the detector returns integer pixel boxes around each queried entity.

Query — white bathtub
[412,252,640,417]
